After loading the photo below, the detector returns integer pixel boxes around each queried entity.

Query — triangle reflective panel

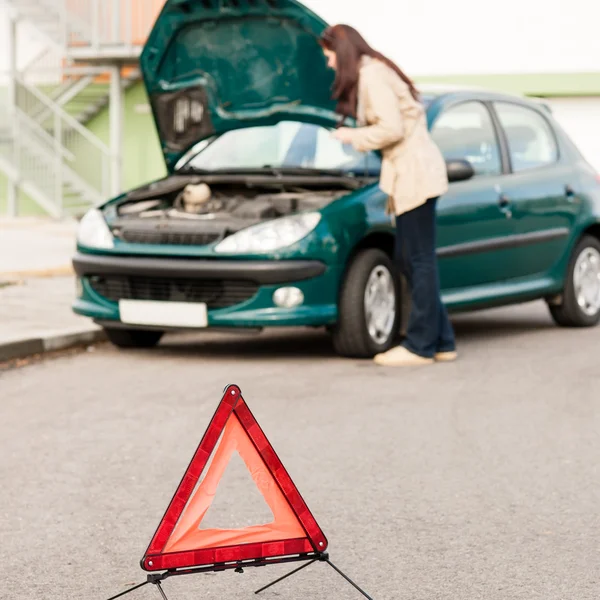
[142,385,328,572]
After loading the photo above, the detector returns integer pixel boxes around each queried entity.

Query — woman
[319,24,457,366]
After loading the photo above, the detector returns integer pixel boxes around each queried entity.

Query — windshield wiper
[176,166,213,174]
[175,165,377,186]
[260,166,381,183]
[177,165,373,179]
[259,165,358,177]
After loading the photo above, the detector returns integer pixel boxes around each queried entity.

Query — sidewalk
[0,217,78,277]
[0,218,106,363]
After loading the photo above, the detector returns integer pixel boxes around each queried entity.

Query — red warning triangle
[141,385,328,572]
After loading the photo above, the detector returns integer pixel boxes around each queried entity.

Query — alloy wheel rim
[364,265,396,345]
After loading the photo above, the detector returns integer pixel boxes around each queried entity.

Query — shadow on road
[451,303,555,341]
[138,302,556,361]
[153,328,338,361]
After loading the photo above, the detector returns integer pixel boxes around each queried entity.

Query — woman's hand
[331,127,356,145]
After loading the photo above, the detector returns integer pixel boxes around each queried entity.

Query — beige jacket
[348,56,448,216]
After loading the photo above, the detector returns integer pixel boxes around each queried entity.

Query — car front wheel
[104,328,164,349]
[549,235,600,327]
[331,249,401,358]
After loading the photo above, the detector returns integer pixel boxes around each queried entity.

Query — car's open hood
[140,0,337,172]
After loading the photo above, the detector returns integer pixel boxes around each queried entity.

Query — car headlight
[214,212,322,254]
[77,208,114,249]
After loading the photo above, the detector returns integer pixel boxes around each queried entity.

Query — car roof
[418,83,552,113]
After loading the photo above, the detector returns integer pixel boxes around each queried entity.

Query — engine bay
[107,175,348,246]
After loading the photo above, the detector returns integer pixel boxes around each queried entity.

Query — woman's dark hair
[319,24,420,120]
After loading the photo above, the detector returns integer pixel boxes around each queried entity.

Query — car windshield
[182,121,382,175]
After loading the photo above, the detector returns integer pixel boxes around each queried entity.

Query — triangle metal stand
[105,552,374,600]
[255,552,374,599]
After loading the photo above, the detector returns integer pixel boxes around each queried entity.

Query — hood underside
[141,0,337,171]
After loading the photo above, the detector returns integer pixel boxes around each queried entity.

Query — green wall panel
[0,173,47,217]
[84,81,167,195]
[415,72,600,97]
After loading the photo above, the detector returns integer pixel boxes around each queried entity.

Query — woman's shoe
[434,350,458,362]
[374,346,434,367]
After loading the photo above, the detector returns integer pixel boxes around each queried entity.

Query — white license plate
[119,300,208,328]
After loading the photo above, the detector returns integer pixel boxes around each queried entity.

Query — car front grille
[88,275,259,309]
[117,230,221,246]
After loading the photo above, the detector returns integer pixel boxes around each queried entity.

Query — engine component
[231,198,279,220]
[115,185,341,227]
[110,217,225,246]
[182,183,212,213]
[118,199,163,216]
[125,175,202,201]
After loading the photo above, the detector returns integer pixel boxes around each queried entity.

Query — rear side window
[494,102,559,172]
[431,101,502,177]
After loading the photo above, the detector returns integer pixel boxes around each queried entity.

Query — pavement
[0,217,78,277]
[1,303,599,600]
[0,217,105,362]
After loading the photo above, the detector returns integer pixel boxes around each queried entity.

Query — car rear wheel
[549,235,600,327]
[331,249,401,358]
[104,328,164,349]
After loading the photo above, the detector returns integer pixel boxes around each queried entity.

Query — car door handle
[498,194,511,208]
[497,194,513,219]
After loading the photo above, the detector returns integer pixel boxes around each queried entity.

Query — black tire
[104,328,164,349]
[549,235,600,328]
[331,248,401,358]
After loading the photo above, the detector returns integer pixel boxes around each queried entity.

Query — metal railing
[63,0,165,52]
[0,92,16,171]
[15,111,72,214]
[5,0,163,58]
[0,104,75,215]
[21,46,66,86]
[0,77,112,214]
[1,0,164,215]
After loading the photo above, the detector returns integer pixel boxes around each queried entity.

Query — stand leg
[155,581,170,600]
[325,559,374,600]
[255,559,318,594]
[106,581,151,600]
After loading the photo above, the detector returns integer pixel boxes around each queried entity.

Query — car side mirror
[446,159,475,183]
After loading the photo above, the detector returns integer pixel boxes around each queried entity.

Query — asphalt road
[1,300,599,600]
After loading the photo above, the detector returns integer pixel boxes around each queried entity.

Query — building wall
[84,82,166,194]
[0,175,46,216]
[545,97,600,172]
[304,0,600,76]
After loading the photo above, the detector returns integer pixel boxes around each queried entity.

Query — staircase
[0,0,165,218]
[0,76,112,217]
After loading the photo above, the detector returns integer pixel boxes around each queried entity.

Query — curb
[0,328,107,363]
[0,265,74,281]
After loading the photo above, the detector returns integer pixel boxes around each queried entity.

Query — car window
[494,102,558,172]
[184,120,381,174]
[431,101,502,177]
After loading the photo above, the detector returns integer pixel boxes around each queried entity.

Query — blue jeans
[394,197,456,358]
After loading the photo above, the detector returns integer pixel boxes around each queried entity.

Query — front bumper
[72,252,327,284]
[72,252,340,329]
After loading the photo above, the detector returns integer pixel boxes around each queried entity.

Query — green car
[72,0,600,358]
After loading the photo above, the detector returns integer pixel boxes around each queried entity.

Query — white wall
[303,0,600,76]
[0,8,46,81]
[547,97,600,172]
